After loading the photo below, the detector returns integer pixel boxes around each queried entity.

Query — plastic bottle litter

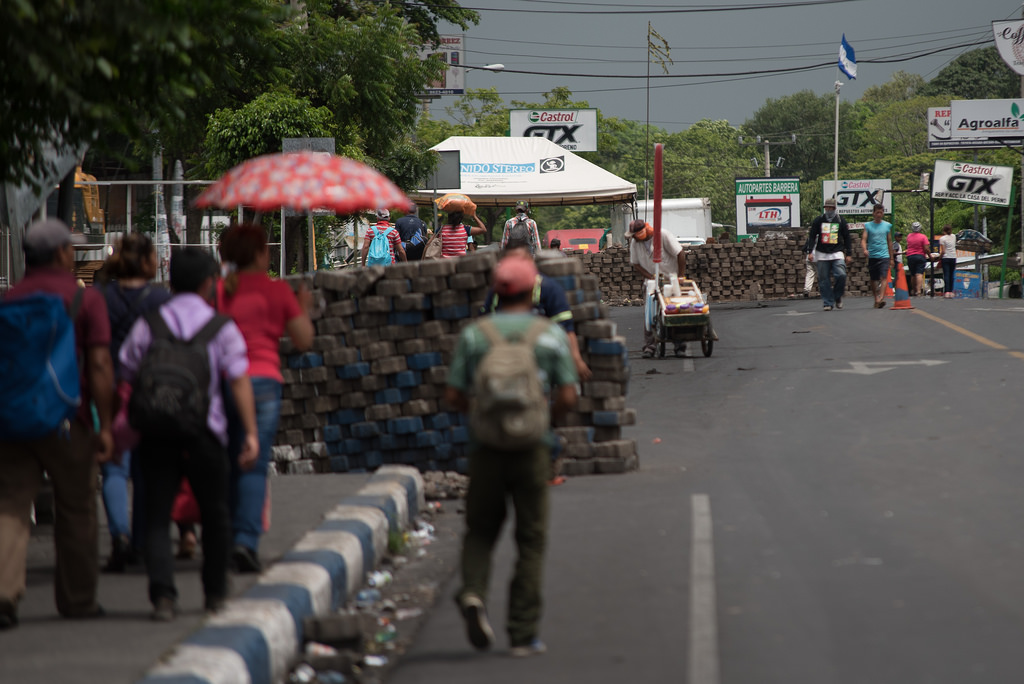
[305,641,338,656]
[354,588,381,609]
[373,618,398,644]
[367,570,392,587]
[395,607,423,621]
[363,655,388,667]
[317,671,347,684]
[288,663,317,684]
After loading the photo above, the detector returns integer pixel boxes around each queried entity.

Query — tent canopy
[411,136,637,208]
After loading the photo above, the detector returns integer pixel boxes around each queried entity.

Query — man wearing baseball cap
[445,254,578,657]
[805,196,852,311]
[0,218,114,628]
[501,200,541,256]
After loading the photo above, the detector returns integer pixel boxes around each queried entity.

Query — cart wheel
[658,340,666,358]
[702,330,714,357]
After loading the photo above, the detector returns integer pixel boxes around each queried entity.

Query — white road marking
[689,494,720,684]
[831,359,948,375]
[775,310,816,316]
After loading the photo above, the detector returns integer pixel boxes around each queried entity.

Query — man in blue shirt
[860,203,893,309]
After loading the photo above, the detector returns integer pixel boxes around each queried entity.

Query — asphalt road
[388,296,1024,684]
[5,295,1024,684]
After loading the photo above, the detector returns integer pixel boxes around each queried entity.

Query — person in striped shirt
[361,209,407,265]
[440,210,486,258]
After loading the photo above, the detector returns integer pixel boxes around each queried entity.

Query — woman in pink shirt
[440,210,486,258]
[218,223,314,572]
[904,221,932,296]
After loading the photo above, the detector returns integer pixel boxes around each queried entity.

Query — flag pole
[833,76,841,195]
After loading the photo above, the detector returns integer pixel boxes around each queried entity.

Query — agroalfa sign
[949,99,1024,139]
[508,109,597,152]
[931,160,1013,207]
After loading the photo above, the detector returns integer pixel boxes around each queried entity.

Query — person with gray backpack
[445,254,578,657]
[500,200,541,256]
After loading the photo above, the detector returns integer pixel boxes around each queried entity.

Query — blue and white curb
[137,465,425,684]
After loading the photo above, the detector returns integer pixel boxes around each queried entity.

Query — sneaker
[151,597,176,622]
[835,299,843,310]
[510,638,547,658]
[459,595,494,650]
[232,545,261,574]
[877,301,886,309]
[823,305,833,311]
[548,476,566,486]
[0,599,18,630]
[641,348,655,359]
[803,291,810,299]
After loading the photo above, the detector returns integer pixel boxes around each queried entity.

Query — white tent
[410,136,637,207]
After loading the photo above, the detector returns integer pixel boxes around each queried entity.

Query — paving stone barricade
[571,237,877,305]
[272,251,639,478]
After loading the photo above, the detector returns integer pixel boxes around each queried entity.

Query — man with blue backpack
[360,209,407,266]
[0,218,115,629]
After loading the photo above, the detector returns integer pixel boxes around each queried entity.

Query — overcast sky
[437,0,1024,132]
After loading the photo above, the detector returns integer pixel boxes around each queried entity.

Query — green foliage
[1,0,286,188]
[743,90,858,182]
[201,92,337,177]
[918,47,1019,100]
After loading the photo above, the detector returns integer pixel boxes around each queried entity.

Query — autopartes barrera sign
[931,160,1013,207]
[948,99,1024,139]
[734,177,801,237]
[822,179,891,215]
[993,20,1024,76]
[509,109,597,152]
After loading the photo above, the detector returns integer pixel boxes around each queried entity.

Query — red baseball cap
[493,255,538,296]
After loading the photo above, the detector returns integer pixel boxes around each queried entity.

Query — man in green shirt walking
[445,254,579,657]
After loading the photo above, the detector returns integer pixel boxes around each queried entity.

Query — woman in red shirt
[218,224,314,572]
[904,221,932,296]
[440,211,486,258]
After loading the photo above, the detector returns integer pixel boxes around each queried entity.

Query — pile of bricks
[573,244,645,305]
[570,236,877,304]
[270,252,639,477]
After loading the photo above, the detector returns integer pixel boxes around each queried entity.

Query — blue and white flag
[838,34,857,80]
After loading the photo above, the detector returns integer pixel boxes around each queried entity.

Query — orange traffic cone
[885,273,895,298]
[892,264,913,310]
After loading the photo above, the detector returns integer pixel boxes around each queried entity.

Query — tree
[1,0,285,188]
[918,47,1020,100]
[743,90,858,183]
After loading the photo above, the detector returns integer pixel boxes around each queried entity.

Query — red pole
[653,143,663,263]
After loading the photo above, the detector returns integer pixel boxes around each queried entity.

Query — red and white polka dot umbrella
[194,151,414,214]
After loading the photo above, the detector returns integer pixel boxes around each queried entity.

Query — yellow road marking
[913,309,1024,360]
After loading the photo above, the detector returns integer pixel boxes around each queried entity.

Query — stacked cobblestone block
[274,252,638,477]
[571,236,875,305]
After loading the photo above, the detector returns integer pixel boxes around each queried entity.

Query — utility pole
[739,134,797,178]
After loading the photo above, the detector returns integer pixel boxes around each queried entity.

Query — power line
[430,0,862,15]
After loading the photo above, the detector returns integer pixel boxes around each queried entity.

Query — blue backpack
[0,290,84,441]
[367,226,392,266]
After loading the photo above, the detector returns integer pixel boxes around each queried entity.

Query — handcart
[647,277,715,358]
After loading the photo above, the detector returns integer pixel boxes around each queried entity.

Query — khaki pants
[0,421,100,616]
[458,443,550,645]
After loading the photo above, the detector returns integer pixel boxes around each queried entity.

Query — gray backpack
[508,217,535,251]
[469,318,551,451]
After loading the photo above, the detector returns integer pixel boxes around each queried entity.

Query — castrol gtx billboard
[822,179,892,215]
[931,159,1013,207]
[509,109,597,152]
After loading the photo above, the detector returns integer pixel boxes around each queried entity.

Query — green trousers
[457,442,550,646]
